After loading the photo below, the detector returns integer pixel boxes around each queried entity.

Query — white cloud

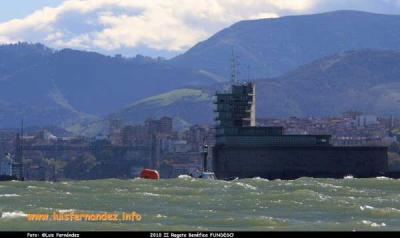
[0,0,315,55]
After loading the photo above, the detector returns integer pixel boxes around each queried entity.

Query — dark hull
[212,145,389,180]
[382,171,400,179]
[0,175,17,181]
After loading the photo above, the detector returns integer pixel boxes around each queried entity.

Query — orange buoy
[140,169,160,180]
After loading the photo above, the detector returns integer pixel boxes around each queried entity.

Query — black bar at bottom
[0,231,391,238]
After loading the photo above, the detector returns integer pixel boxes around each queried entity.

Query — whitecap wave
[156,214,167,218]
[57,209,76,213]
[360,205,375,211]
[114,188,128,193]
[362,220,386,227]
[1,211,27,219]
[318,194,331,201]
[236,182,257,190]
[252,177,269,181]
[316,181,343,189]
[27,185,39,189]
[142,192,161,197]
[178,175,192,179]
[0,193,19,197]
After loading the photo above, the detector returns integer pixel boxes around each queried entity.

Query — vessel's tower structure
[216,48,256,132]
[214,83,256,134]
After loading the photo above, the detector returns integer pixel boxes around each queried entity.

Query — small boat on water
[140,169,160,180]
[199,143,216,180]
[199,171,216,179]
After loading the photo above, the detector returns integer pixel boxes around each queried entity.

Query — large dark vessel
[212,83,389,180]
[0,175,18,181]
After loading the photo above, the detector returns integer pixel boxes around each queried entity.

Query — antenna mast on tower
[230,48,239,84]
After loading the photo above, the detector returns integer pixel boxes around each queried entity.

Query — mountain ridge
[3,11,400,131]
[114,49,400,127]
[172,10,400,79]
[0,43,216,127]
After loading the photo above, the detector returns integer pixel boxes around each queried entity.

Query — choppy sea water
[0,176,400,231]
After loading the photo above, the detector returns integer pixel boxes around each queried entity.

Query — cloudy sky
[1,0,400,58]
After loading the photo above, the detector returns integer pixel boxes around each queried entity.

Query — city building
[0,153,12,176]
